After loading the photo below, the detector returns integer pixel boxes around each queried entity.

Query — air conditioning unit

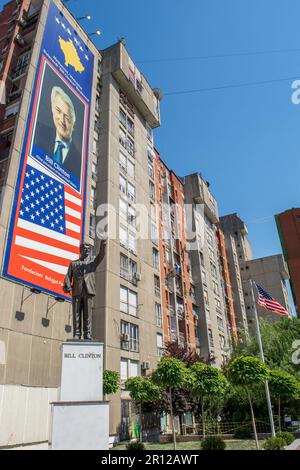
[177,305,184,315]
[121,333,130,342]
[134,272,142,282]
[14,33,25,47]
[141,361,150,371]
[18,17,28,27]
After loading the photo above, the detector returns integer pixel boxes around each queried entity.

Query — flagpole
[250,279,276,438]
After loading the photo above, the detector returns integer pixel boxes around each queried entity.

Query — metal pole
[250,280,276,438]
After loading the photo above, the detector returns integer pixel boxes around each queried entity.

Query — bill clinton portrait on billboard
[31,62,85,186]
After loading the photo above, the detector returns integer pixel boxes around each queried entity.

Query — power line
[137,47,300,64]
[164,74,300,96]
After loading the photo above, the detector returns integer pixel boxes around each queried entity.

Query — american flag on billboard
[14,164,81,278]
[255,283,289,316]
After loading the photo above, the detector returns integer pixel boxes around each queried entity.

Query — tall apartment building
[0,0,163,447]
[219,213,253,334]
[276,208,300,317]
[94,42,162,440]
[154,150,199,354]
[184,173,231,367]
[240,255,291,323]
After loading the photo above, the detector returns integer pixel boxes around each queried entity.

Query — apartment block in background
[216,228,238,341]
[95,41,162,440]
[184,173,231,367]
[276,208,300,317]
[241,255,292,323]
[154,151,198,354]
[219,213,253,334]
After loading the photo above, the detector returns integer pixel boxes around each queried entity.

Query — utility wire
[164,74,300,96]
[137,47,300,64]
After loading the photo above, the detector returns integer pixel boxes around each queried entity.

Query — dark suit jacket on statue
[33,122,82,180]
[63,243,106,298]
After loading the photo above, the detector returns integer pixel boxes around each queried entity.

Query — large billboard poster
[3,0,94,298]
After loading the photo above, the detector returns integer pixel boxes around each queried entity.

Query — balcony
[103,42,160,128]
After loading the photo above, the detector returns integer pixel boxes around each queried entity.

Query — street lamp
[88,30,101,37]
[76,15,92,21]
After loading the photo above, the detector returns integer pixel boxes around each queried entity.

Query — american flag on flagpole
[14,163,81,278]
[255,283,289,317]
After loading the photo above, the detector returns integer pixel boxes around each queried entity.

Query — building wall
[241,254,292,324]
[154,151,198,352]
[276,208,300,317]
[94,42,162,437]
[184,173,230,367]
[219,213,252,334]
[0,0,100,446]
[216,228,237,340]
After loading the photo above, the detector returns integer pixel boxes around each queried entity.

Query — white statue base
[49,341,109,450]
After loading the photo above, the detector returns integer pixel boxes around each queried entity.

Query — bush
[126,441,146,451]
[276,432,294,446]
[234,425,252,440]
[201,436,226,451]
[262,437,286,451]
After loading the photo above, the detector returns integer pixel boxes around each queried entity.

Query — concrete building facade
[184,173,231,367]
[276,208,300,317]
[219,213,252,334]
[241,254,292,323]
[93,41,163,440]
[154,150,199,354]
[0,0,103,447]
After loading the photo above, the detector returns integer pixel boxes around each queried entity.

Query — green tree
[187,363,227,438]
[125,377,161,442]
[103,370,119,396]
[233,317,300,379]
[152,357,188,450]
[269,370,300,431]
[227,355,269,449]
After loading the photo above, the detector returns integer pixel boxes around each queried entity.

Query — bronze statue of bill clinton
[63,240,106,340]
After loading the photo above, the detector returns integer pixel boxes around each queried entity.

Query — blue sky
[64,0,299,261]
[4,1,300,259]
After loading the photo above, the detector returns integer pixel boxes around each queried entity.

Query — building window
[153,248,160,270]
[154,275,161,297]
[127,181,136,201]
[4,102,20,119]
[210,262,217,279]
[121,321,139,352]
[208,329,214,348]
[155,303,162,327]
[90,187,96,208]
[149,181,155,201]
[148,159,154,180]
[120,358,139,389]
[89,214,96,239]
[119,108,127,127]
[92,161,98,181]
[13,51,30,78]
[120,224,128,248]
[204,290,209,305]
[157,333,164,357]
[119,174,127,195]
[219,334,226,350]
[120,255,137,284]
[146,123,153,143]
[217,316,224,332]
[151,223,158,245]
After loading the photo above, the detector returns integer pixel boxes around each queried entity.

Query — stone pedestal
[49,341,109,450]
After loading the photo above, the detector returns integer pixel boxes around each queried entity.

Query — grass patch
[114,440,260,451]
